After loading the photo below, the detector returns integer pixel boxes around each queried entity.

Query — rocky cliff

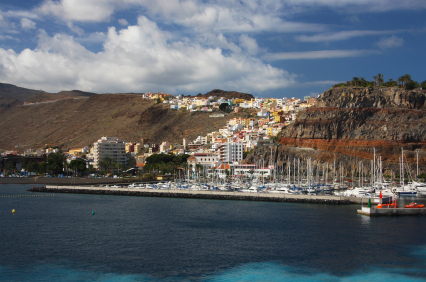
[247,87,426,176]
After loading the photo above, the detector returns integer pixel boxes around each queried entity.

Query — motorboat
[405,202,425,208]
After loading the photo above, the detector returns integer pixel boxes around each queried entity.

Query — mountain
[0,82,43,101]
[0,91,251,151]
[190,89,254,100]
[245,87,426,175]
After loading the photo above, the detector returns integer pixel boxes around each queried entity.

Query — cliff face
[247,87,426,175]
[317,87,426,109]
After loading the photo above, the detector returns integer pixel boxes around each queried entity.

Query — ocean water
[1,184,426,282]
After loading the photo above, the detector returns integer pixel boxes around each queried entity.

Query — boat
[404,202,425,208]
[377,201,398,209]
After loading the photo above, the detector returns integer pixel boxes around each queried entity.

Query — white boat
[242,185,259,193]
[342,187,373,197]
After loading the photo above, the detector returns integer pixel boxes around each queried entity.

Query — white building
[219,142,244,163]
[187,153,219,171]
[93,136,128,169]
[160,141,171,152]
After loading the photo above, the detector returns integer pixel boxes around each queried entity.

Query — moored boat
[404,202,425,208]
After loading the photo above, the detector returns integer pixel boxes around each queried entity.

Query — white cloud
[376,35,404,49]
[0,16,295,94]
[34,0,426,27]
[263,49,378,61]
[304,80,341,86]
[296,30,404,42]
[21,18,36,30]
[36,0,116,22]
[0,35,17,41]
[239,34,262,55]
[118,18,128,26]
[75,32,107,43]
[280,0,426,12]
[67,22,84,35]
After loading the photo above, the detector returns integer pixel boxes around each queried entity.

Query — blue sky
[0,0,425,98]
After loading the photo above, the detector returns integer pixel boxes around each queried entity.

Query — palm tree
[377,73,384,86]
[404,74,412,84]
[373,75,378,86]
[352,77,360,87]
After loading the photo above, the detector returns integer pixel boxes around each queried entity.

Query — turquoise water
[1,184,426,281]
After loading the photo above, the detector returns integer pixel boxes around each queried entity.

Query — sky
[0,0,425,98]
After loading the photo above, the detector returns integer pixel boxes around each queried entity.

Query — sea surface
[1,184,426,282]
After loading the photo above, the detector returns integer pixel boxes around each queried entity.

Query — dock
[27,185,389,205]
[357,206,426,216]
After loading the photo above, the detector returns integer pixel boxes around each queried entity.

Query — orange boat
[377,202,398,209]
[404,202,425,208]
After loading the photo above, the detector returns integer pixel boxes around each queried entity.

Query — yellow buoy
[12,209,15,213]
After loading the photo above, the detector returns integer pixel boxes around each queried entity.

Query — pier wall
[28,185,360,205]
[358,207,426,216]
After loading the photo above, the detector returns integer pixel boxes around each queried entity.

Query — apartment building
[218,142,244,163]
[93,136,128,169]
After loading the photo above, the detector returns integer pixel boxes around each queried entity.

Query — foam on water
[2,261,426,282]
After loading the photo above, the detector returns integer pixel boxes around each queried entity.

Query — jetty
[357,206,426,216]
[28,185,388,205]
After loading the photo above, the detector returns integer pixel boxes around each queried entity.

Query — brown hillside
[190,89,254,100]
[25,91,95,104]
[0,94,249,150]
[0,82,42,101]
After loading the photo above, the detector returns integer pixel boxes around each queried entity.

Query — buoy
[12,209,15,213]
[92,211,95,215]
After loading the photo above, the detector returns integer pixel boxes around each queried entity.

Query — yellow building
[271,110,283,116]
[134,143,143,154]
[68,148,82,155]
[274,116,285,123]
[233,98,246,104]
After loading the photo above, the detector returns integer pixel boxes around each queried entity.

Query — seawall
[29,185,358,205]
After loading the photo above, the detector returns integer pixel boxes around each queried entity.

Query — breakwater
[30,185,356,205]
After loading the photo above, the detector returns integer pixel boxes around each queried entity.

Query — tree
[127,156,136,168]
[373,75,378,86]
[352,77,360,87]
[377,73,384,86]
[399,74,412,87]
[359,77,368,87]
[99,157,116,173]
[46,151,66,175]
[405,80,419,90]
[420,80,426,89]
[383,78,397,87]
[225,168,230,179]
[69,158,87,176]
[219,103,230,112]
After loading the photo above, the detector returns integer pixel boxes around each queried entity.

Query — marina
[31,184,392,205]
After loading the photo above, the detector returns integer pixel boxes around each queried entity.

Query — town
[0,93,317,180]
